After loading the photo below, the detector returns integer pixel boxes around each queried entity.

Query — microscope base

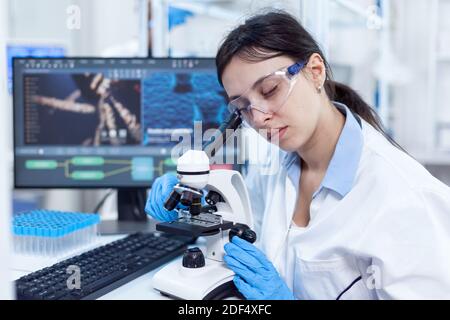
[152,258,240,300]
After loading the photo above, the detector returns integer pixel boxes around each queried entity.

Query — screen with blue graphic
[142,72,228,146]
[13,58,234,188]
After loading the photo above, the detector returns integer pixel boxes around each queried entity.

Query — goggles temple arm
[287,62,305,77]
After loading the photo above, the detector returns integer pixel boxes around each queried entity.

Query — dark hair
[216,10,401,148]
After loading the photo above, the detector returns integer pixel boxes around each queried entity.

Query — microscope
[152,111,257,300]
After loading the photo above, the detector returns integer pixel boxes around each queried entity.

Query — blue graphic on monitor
[141,72,228,146]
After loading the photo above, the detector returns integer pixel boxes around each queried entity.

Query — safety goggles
[227,61,306,127]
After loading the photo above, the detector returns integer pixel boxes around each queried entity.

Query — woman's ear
[306,53,326,91]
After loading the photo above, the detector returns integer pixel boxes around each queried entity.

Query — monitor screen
[13,58,234,188]
[7,44,66,94]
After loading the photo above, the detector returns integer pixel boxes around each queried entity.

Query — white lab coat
[245,118,450,300]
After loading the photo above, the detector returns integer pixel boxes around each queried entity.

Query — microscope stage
[156,213,233,237]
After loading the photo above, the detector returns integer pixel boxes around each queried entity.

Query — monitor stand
[98,188,156,235]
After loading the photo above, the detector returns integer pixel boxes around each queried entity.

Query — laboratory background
[0,0,450,300]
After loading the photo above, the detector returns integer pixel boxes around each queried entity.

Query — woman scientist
[145,10,450,299]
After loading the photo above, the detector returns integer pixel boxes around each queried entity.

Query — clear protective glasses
[227,61,306,127]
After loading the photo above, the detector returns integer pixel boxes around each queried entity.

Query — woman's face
[221,54,326,152]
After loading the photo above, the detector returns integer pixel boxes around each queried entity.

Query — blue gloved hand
[145,173,179,222]
[224,236,295,300]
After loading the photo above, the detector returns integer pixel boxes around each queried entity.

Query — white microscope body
[152,150,255,300]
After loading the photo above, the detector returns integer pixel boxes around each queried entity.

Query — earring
[317,85,322,94]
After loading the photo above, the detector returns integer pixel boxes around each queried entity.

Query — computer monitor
[7,41,66,94]
[13,58,237,220]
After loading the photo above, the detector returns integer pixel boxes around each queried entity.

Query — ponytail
[325,80,382,131]
[325,80,404,150]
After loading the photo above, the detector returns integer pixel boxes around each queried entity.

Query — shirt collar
[283,102,363,198]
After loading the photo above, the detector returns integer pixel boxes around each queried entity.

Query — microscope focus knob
[182,247,205,268]
[229,224,257,244]
[241,229,257,243]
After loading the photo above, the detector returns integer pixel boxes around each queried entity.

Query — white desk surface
[11,234,200,300]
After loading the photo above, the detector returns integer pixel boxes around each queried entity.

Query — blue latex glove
[224,236,295,300]
[145,173,179,222]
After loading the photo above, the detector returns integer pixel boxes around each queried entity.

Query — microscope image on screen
[23,73,142,146]
[141,72,228,146]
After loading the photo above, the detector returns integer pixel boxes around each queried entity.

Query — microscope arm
[205,170,254,229]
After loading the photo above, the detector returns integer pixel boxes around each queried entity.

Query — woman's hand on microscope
[145,173,179,222]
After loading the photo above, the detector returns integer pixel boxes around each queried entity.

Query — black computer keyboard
[15,232,194,300]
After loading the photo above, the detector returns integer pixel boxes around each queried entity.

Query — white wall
[8,0,74,51]
[390,0,433,155]
[71,0,145,56]
[9,0,145,56]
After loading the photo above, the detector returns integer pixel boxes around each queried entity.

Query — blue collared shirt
[282,102,363,199]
